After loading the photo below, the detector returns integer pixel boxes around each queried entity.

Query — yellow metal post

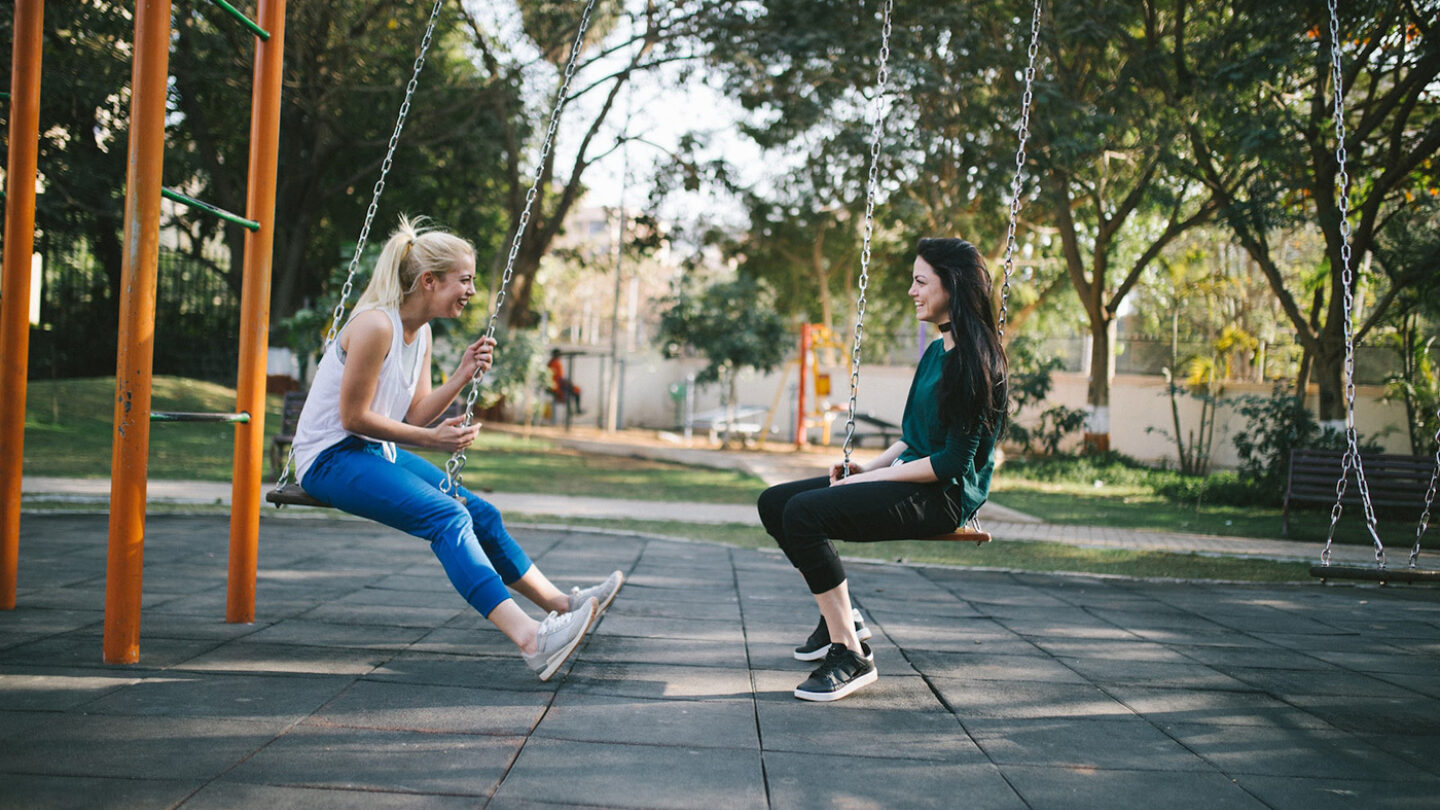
[227,0,288,624]
[0,0,45,611]
[104,0,173,664]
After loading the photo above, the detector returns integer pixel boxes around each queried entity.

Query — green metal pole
[205,0,270,40]
[161,187,261,230]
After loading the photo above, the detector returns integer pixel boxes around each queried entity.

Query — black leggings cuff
[800,557,846,595]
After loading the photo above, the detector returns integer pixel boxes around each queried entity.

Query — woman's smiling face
[908,255,950,326]
[430,255,476,318]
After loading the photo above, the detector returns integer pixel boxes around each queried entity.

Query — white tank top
[293,306,430,483]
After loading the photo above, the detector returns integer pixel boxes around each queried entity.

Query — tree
[1185,0,1440,422]
[13,0,518,358]
[656,275,788,446]
[168,0,515,320]
[1028,0,1222,452]
[460,0,732,328]
[1373,199,1440,455]
[9,1,135,374]
[693,0,1070,349]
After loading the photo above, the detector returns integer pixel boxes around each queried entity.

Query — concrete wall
[549,349,1415,467]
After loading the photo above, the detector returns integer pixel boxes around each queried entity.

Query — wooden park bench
[847,412,904,448]
[1282,448,1434,536]
[269,390,307,477]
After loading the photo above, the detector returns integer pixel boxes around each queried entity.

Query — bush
[1151,469,1263,506]
[1003,451,1157,486]
[1231,384,1382,504]
[1005,337,1088,455]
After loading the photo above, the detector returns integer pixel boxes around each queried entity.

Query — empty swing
[833,0,1044,545]
[267,0,600,507]
[1307,0,1440,585]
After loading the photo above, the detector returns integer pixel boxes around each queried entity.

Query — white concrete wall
[542,350,1415,466]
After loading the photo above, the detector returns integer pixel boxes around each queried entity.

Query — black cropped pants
[756,475,963,594]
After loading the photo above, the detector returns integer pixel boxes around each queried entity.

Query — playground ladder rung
[161,188,260,231]
[150,411,251,423]
[205,0,270,40]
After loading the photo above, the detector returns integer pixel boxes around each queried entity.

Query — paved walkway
[2,513,1437,809]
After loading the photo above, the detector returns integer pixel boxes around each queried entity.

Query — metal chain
[997,0,1043,341]
[840,0,895,474]
[442,0,599,495]
[274,0,445,495]
[1410,408,1440,568]
[1320,0,1385,567]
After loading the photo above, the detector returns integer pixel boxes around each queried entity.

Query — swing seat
[265,484,330,508]
[1309,565,1440,585]
[922,528,992,543]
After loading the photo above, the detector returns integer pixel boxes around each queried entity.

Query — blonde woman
[291,217,622,680]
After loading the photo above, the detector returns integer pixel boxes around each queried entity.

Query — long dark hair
[916,237,1007,433]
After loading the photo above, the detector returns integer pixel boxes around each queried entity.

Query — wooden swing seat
[265,484,330,508]
[923,528,992,543]
[1309,565,1440,585]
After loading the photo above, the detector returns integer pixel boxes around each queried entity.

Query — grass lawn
[19,376,1409,582]
[991,473,1422,549]
[21,377,763,503]
[507,515,1316,583]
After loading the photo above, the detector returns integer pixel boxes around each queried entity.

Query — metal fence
[28,233,240,383]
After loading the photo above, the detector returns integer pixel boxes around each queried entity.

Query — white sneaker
[523,598,597,681]
[568,569,624,616]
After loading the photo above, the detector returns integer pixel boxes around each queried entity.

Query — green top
[896,338,998,523]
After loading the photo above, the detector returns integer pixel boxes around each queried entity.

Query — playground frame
[0,0,289,663]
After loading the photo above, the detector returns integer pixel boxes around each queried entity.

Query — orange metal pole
[104,0,173,664]
[0,0,45,611]
[227,0,287,624]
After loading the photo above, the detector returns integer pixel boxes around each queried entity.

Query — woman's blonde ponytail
[354,215,474,313]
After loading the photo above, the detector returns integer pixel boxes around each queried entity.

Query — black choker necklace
[938,322,952,333]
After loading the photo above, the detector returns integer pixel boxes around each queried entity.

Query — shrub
[1231,383,1382,505]
[1005,337,1088,455]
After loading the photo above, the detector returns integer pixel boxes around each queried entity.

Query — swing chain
[1320,0,1385,567]
[443,0,599,495]
[325,0,444,351]
[841,0,895,473]
[998,0,1043,340]
[274,0,445,496]
[1412,411,1440,568]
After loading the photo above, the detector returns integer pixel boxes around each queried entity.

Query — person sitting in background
[548,348,583,414]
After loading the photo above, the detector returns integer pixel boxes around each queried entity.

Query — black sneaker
[793,609,873,661]
[794,643,877,702]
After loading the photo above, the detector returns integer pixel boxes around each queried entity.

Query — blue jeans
[301,436,531,616]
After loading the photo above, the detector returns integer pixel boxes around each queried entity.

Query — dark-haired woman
[756,237,1006,701]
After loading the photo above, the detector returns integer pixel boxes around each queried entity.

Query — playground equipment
[1309,0,1439,585]
[0,0,43,612]
[758,323,849,448]
[0,0,286,658]
[103,0,288,662]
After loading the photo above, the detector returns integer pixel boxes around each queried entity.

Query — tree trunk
[271,203,320,322]
[1084,316,1113,453]
[1312,339,1347,425]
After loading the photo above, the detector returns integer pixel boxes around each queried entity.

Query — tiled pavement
[2,513,1438,809]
